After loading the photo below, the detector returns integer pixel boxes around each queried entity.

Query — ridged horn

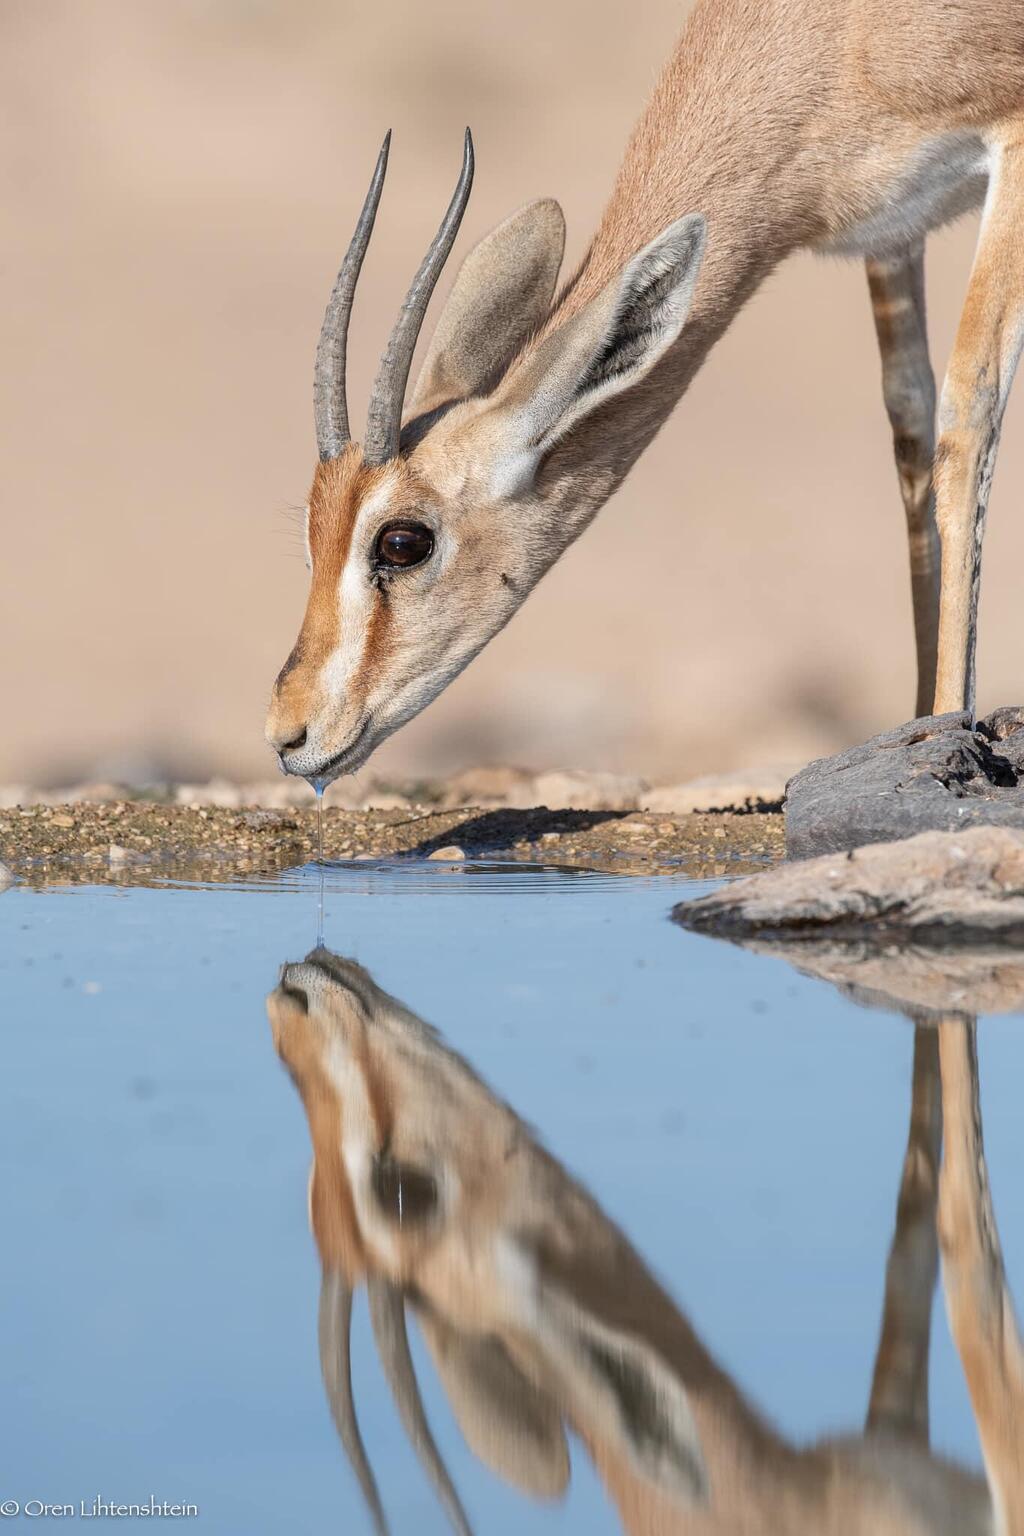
[314,133,391,462]
[362,129,475,465]
[366,1277,473,1536]
[318,1269,389,1536]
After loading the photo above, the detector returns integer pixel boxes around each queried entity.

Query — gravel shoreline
[0,799,784,886]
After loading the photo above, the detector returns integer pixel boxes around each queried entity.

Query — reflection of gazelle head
[267,948,709,1533]
[264,132,706,783]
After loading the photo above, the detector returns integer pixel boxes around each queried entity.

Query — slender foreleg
[932,139,1024,715]
[866,248,940,717]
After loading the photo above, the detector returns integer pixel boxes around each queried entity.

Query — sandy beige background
[2,0,1021,791]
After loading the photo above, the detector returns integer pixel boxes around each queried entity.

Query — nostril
[283,727,307,753]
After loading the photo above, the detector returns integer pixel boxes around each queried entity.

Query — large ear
[416,1307,571,1500]
[508,1240,708,1508]
[410,199,566,411]
[484,213,706,485]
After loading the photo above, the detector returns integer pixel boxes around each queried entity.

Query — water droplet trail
[313,779,324,863]
[313,778,325,946]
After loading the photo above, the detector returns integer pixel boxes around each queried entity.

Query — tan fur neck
[516,2,839,538]
[547,2,832,338]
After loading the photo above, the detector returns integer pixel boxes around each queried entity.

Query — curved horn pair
[318,1270,389,1536]
[318,1271,472,1536]
[313,130,475,465]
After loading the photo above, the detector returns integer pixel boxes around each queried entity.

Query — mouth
[279,716,373,784]
[278,952,378,1017]
[277,978,309,1012]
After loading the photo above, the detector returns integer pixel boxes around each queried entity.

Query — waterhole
[2,863,1022,1533]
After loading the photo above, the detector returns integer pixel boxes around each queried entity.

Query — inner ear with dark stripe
[578,220,705,394]
[480,213,707,475]
[512,1234,709,1509]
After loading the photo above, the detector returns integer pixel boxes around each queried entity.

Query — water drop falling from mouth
[312,778,325,946]
[312,778,325,863]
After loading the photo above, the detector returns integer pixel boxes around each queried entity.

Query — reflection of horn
[367,1277,474,1536]
[318,1270,389,1536]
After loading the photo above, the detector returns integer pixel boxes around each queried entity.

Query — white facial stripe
[318,473,474,723]
[319,1020,406,1267]
[347,472,402,557]
[301,453,527,775]
[320,474,398,700]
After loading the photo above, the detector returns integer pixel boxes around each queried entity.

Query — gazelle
[267,947,1024,1534]
[266,1,1024,784]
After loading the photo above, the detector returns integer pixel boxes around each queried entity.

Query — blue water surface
[1,863,1022,1534]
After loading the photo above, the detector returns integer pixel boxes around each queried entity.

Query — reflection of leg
[866,1026,942,1443]
[866,249,939,717]
[938,1017,1024,1523]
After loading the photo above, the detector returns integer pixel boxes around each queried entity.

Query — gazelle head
[267,947,708,1532]
[265,133,707,782]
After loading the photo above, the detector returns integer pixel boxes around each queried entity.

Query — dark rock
[784,708,1024,858]
[672,826,1024,943]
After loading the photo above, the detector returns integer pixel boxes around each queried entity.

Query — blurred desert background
[2,0,1022,794]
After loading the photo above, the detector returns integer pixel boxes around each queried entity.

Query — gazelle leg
[865,1026,942,1443]
[933,139,1024,716]
[866,249,940,718]
[937,1016,1024,1526]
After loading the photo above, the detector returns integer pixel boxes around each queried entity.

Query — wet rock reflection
[267,943,1023,1534]
[732,937,1024,1023]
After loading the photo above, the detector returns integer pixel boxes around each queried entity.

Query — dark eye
[374,522,434,570]
[371,1154,438,1225]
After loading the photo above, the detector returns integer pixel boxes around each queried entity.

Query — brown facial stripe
[273,983,394,1271]
[272,1003,367,1276]
[272,447,438,737]
[299,449,391,670]
[270,448,399,724]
